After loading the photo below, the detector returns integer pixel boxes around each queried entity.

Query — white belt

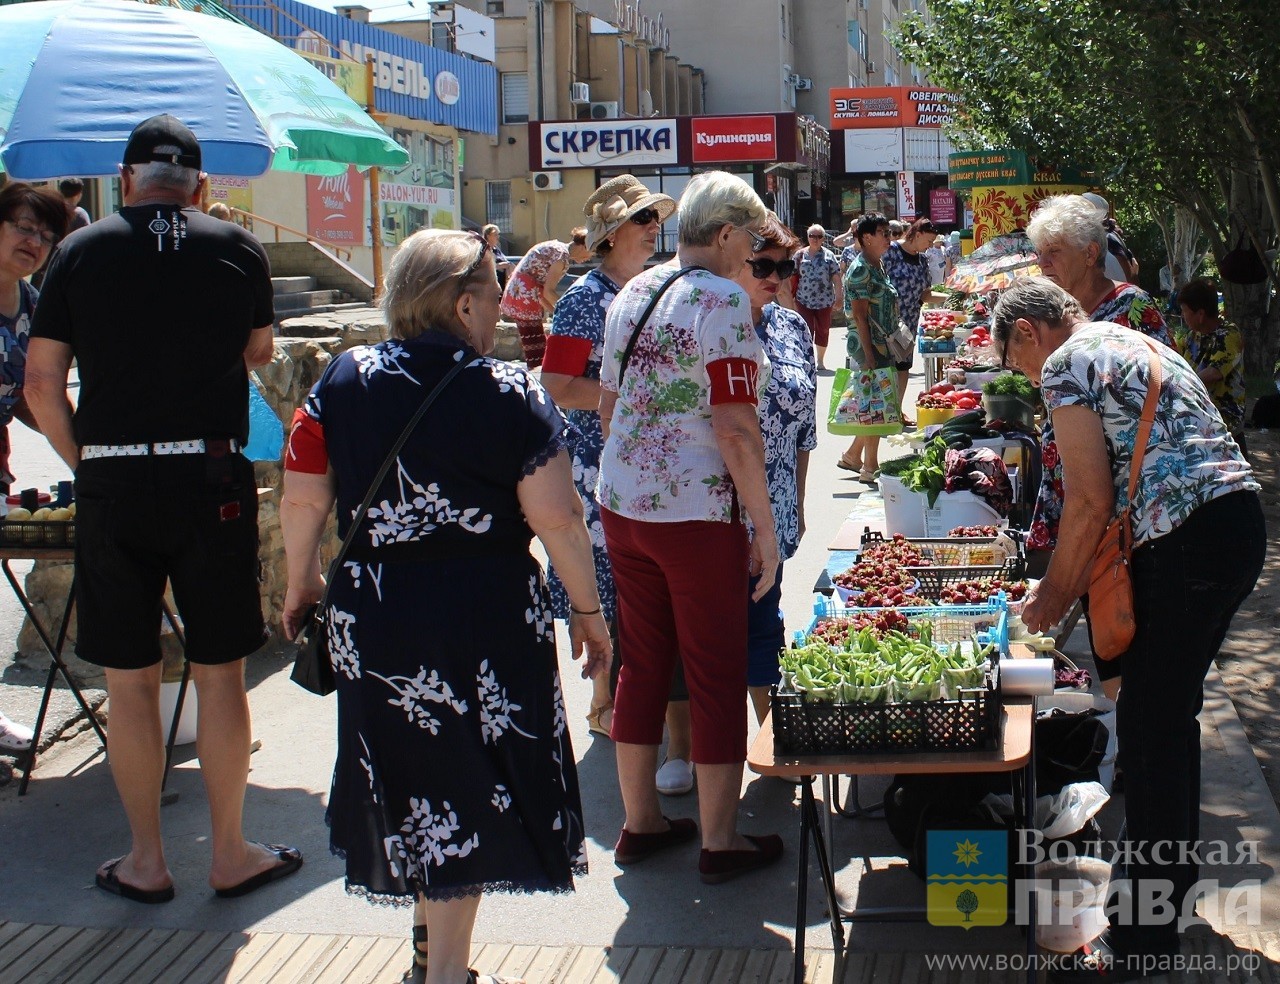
[80,439,241,461]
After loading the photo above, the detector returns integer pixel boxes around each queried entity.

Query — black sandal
[412,923,428,969]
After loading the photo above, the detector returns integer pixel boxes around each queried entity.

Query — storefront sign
[434,71,461,106]
[830,87,960,130]
[208,175,253,215]
[535,119,679,169]
[307,166,365,246]
[948,150,1031,188]
[234,0,496,134]
[930,187,958,224]
[897,170,917,222]
[380,125,460,245]
[691,115,777,163]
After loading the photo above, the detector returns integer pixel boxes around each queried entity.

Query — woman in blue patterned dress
[280,230,612,984]
[881,217,938,424]
[732,214,817,721]
[791,223,843,370]
[995,278,1262,981]
[541,175,676,738]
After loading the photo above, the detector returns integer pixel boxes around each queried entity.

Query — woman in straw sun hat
[541,175,676,740]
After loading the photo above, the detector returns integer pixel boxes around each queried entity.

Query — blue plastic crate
[797,596,1009,657]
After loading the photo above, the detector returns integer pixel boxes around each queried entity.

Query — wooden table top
[747,696,1032,778]
[0,547,74,562]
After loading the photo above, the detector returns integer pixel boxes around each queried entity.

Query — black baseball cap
[122,114,202,170]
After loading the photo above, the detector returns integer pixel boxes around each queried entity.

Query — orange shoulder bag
[1086,337,1162,660]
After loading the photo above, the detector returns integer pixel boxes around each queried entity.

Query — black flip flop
[214,843,303,899]
[95,856,175,904]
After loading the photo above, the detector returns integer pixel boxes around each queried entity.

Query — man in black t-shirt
[26,115,301,905]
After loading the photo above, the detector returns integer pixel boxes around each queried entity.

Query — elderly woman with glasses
[280,229,611,984]
[541,176,677,739]
[791,222,843,370]
[599,170,783,885]
[0,183,67,487]
[1024,196,1171,701]
[993,277,1261,982]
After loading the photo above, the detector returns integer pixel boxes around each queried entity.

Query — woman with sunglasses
[791,223,843,370]
[281,229,611,984]
[838,212,898,482]
[0,182,66,488]
[734,215,816,721]
[499,228,593,369]
[541,176,676,739]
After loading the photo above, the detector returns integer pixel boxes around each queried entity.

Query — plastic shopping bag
[828,365,903,436]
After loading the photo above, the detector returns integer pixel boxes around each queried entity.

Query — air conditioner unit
[794,77,813,91]
[569,82,590,105]
[532,171,563,191]
[589,100,619,119]
[866,60,877,74]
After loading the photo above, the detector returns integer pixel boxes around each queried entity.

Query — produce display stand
[5,543,190,796]
[747,693,1036,984]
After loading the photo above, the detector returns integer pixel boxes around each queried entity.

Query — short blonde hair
[807,223,826,240]
[677,170,767,247]
[481,223,501,239]
[206,202,231,220]
[383,230,491,341]
[1027,195,1108,267]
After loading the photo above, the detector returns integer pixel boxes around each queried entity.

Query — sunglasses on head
[628,207,661,226]
[458,230,491,291]
[746,257,796,280]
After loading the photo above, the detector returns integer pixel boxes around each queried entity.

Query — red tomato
[932,383,955,394]
[956,397,979,409]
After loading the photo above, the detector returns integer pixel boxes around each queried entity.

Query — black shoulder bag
[290,353,471,696]
[617,265,704,386]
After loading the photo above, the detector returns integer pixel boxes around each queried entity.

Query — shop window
[486,181,512,231]
[501,73,529,125]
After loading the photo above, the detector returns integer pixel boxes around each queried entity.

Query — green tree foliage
[956,888,980,921]
[898,0,1280,375]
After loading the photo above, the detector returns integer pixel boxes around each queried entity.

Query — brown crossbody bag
[1086,336,1162,660]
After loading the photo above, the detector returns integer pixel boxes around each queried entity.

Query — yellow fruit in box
[31,508,52,521]
[49,508,72,522]
[67,502,76,518]
[6,508,31,521]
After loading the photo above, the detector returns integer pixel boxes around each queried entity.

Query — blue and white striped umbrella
[0,0,409,178]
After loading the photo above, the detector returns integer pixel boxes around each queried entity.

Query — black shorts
[73,453,266,670]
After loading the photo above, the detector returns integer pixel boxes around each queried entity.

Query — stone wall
[17,315,525,672]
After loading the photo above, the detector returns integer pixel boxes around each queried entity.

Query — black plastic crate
[772,678,1000,756]
[0,518,76,548]
[859,529,1026,601]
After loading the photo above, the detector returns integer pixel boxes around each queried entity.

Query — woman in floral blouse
[997,277,1262,981]
[599,171,783,885]
[499,231,592,368]
[280,230,611,984]
[541,175,677,738]
[791,223,843,370]
[1177,277,1246,442]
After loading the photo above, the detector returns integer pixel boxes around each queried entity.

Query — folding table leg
[16,659,60,797]
[1022,758,1037,983]
[803,779,847,964]
[794,779,811,984]
[831,774,885,818]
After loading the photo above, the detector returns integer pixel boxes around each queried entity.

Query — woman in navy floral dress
[281,230,611,984]
[541,176,676,738]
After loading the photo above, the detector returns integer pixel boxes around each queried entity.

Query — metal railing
[228,207,352,262]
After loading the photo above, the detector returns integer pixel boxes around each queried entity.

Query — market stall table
[4,545,189,795]
[747,696,1036,984]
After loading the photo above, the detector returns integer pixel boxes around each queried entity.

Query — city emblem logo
[926,829,1008,928]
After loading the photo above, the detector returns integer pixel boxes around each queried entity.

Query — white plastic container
[1034,857,1112,952]
[878,474,927,537]
[923,490,1003,537]
[159,679,199,746]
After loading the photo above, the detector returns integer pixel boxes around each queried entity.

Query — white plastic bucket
[159,679,199,746]
[1033,857,1112,952]
[924,490,1003,537]
[878,475,926,537]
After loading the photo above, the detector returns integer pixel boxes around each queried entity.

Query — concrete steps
[271,276,360,323]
